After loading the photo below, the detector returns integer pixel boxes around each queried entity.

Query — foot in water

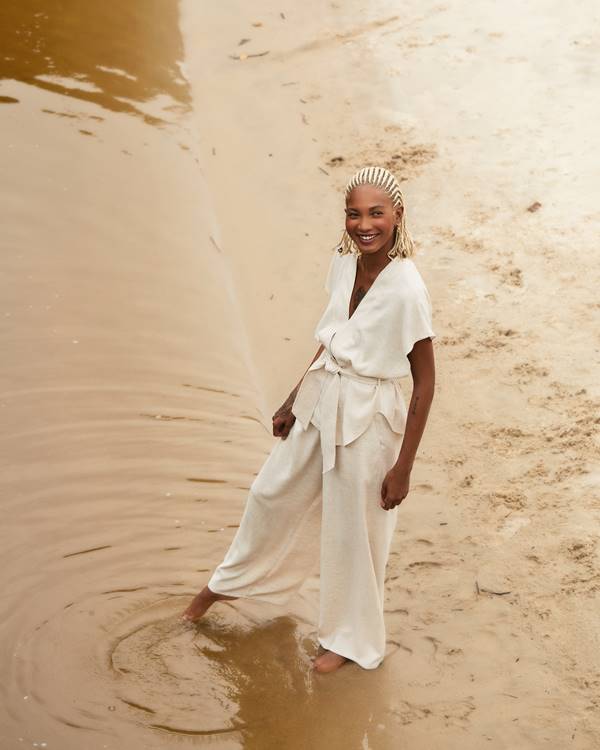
[313,649,349,674]
[180,585,237,622]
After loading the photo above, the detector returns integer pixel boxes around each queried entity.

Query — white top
[292,249,435,473]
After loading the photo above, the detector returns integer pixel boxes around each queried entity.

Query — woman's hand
[380,465,411,510]
[272,389,298,439]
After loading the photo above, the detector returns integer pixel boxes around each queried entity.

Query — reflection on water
[0,0,190,123]
[104,598,398,749]
[199,613,397,750]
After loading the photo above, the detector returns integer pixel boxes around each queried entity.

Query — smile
[356,233,379,244]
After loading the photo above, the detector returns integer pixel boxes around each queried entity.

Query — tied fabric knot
[319,358,342,474]
[290,350,342,473]
[323,355,341,376]
[291,350,386,475]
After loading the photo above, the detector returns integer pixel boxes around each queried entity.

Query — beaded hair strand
[334,165,415,259]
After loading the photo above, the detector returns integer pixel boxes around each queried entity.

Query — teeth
[359,234,377,241]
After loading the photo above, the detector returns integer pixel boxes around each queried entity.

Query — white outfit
[208,249,435,669]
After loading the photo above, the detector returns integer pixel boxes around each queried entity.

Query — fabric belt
[291,350,397,474]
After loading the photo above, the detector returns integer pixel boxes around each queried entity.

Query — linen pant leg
[208,417,323,605]
[318,412,403,669]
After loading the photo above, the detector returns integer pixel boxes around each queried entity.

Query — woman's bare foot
[180,585,237,622]
[312,649,349,674]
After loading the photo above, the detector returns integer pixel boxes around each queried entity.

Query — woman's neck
[358,247,393,276]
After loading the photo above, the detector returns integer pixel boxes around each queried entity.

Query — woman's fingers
[272,414,295,439]
[385,492,408,510]
[272,417,283,436]
[380,478,388,508]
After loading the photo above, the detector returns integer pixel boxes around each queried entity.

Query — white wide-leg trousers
[207,412,402,670]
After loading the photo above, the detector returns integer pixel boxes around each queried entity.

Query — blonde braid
[334,165,415,259]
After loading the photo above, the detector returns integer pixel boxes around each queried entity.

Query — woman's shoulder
[324,248,348,293]
[332,248,354,264]
[389,257,430,296]
[388,259,436,343]
[324,248,354,292]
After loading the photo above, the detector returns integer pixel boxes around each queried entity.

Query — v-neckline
[346,252,396,320]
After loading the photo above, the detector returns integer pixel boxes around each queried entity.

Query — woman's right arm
[272,344,324,439]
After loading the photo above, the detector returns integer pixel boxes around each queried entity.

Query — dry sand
[1,0,599,748]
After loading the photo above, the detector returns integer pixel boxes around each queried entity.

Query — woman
[182,165,436,674]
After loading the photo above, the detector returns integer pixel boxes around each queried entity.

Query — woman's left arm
[380,337,435,510]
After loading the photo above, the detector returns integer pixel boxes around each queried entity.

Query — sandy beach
[1,0,599,748]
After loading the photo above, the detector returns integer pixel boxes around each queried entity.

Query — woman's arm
[272,344,325,439]
[380,337,435,510]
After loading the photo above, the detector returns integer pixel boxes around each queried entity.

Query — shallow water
[0,2,281,747]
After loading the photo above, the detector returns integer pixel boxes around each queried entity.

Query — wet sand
[1,1,599,748]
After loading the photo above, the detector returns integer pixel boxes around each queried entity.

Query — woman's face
[344,184,402,256]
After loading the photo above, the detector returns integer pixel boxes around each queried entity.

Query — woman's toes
[313,650,348,673]
[181,589,239,622]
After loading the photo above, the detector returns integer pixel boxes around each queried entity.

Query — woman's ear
[395,205,404,223]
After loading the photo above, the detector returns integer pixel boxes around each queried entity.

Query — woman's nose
[357,220,373,232]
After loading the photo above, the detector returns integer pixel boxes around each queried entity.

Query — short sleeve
[398,285,436,357]
[324,249,341,295]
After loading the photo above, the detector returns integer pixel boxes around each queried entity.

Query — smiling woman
[183,165,436,675]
